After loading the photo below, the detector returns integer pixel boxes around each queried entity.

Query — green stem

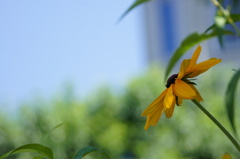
[191,99,240,152]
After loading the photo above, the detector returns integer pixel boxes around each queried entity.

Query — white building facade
[143,0,240,65]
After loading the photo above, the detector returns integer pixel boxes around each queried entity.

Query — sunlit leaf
[119,0,152,21]
[74,146,110,159]
[0,143,53,159]
[164,31,232,79]
[225,69,240,135]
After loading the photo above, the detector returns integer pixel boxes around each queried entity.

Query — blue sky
[0,0,145,112]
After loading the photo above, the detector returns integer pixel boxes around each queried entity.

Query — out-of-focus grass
[0,64,239,159]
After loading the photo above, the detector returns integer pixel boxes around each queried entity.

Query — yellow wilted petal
[173,79,196,99]
[176,96,183,106]
[178,59,191,79]
[164,96,176,118]
[222,153,232,159]
[186,45,201,72]
[189,85,203,102]
[189,58,222,78]
[144,105,164,130]
[163,85,175,109]
[142,89,167,116]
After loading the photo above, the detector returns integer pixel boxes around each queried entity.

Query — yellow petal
[163,85,175,109]
[178,59,191,79]
[142,89,167,130]
[176,96,183,106]
[173,79,196,99]
[189,85,203,102]
[222,153,232,159]
[188,58,222,78]
[142,89,167,116]
[144,105,164,130]
[164,96,176,118]
[186,45,201,72]
[144,116,151,130]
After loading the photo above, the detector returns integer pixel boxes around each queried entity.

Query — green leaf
[74,146,110,159]
[41,123,64,142]
[119,0,152,21]
[225,69,240,135]
[33,156,45,159]
[165,32,218,79]
[0,143,53,159]
[230,14,240,23]
[216,28,224,48]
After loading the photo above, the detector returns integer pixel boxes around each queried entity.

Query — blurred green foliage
[0,66,239,159]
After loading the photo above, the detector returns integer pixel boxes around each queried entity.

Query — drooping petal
[144,105,164,130]
[178,59,191,79]
[186,45,201,72]
[164,96,176,118]
[188,58,222,78]
[173,79,196,99]
[163,85,175,109]
[189,85,203,102]
[142,89,167,116]
[176,96,183,106]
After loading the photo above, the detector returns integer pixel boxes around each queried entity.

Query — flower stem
[191,99,240,152]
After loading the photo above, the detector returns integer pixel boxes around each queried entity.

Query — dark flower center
[165,74,178,88]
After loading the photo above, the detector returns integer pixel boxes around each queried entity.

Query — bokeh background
[1,0,240,159]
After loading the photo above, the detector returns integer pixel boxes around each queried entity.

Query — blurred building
[143,0,240,65]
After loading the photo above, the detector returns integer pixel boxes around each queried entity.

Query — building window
[158,0,176,58]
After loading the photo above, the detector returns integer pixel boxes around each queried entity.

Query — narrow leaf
[204,24,216,34]
[119,0,152,21]
[74,146,110,159]
[0,143,53,159]
[231,14,240,22]
[225,69,240,135]
[41,123,64,142]
[0,152,11,159]
[216,28,224,48]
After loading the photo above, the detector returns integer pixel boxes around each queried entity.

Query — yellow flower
[222,153,232,159]
[142,45,222,130]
